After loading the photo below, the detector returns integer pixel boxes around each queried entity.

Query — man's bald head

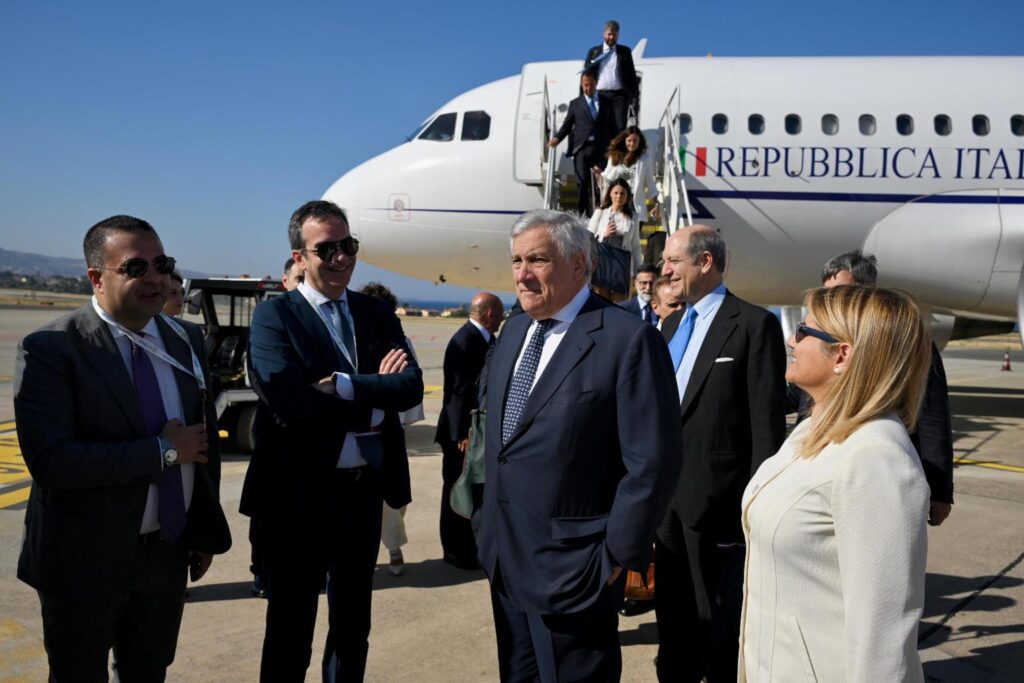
[661,224,727,305]
[470,292,505,333]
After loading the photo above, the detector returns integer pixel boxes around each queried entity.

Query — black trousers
[38,536,188,682]
[490,564,624,683]
[598,89,630,136]
[573,144,605,216]
[260,468,383,683]
[654,509,745,683]
[439,439,477,563]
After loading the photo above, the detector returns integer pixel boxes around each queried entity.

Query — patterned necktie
[668,307,699,398]
[131,334,187,543]
[502,319,555,445]
[327,300,357,369]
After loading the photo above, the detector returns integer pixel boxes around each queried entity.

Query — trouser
[573,145,605,216]
[654,509,745,683]
[39,536,188,682]
[439,439,477,562]
[598,88,631,135]
[260,467,383,682]
[490,564,624,683]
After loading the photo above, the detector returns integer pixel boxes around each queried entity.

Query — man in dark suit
[618,263,660,325]
[243,200,422,682]
[584,20,640,135]
[436,292,504,568]
[14,215,231,681]
[817,249,955,525]
[655,225,787,682]
[548,70,616,216]
[477,209,683,682]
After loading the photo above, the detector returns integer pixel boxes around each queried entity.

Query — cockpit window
[462,111,491,141]
[405,118,430,142]
[419,113,457,141]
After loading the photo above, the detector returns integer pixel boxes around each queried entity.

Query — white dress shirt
[513,284,591,393]
[468,317,492,344]
[298,281,383,468]
[92,299,194,534]
[674,282,727,401]
[596,43,622,91]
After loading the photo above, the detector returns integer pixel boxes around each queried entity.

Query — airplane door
[513,63,551,184]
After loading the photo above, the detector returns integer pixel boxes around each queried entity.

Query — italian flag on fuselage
[680,146,708,176]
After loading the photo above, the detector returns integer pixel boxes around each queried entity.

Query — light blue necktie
[668,307,698,372]
[587,97,597,120]
[326,300,356,369]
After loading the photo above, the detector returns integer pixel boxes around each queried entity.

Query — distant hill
[0,247,205,278]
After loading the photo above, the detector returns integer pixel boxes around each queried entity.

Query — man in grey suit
[14,215,231,681]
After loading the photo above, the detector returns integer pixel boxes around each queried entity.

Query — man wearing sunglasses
[14,215,231,680]
[787,250,955,527]
[244,200,423,681]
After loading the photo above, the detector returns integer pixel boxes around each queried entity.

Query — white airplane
[323,50,1024,343]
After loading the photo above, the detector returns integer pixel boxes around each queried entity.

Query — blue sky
[1,1,1020,300]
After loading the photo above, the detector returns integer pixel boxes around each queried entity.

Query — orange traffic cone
[1002,349,1012,371]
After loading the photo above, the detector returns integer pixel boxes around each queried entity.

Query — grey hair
[821,249,878,286]
[510,210,595,277]
[687,228,727,273]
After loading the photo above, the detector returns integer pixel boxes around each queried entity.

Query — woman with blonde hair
[739,285,932,682]
[601,126,659,222]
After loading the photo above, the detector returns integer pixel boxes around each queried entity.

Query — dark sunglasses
[796,322,839,344]
[97,255,177,279]
[306,237,359,262]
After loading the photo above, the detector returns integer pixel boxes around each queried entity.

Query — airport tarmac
[0,305,1022,681]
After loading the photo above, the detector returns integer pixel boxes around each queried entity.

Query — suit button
[498,455,508,465]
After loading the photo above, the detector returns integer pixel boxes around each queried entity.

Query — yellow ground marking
[955,456,1024,474]
[0,485,31,508]
[0,432,30,486]
[423,384,442,396]
[0,420,17,432]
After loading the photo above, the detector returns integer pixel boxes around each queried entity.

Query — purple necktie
[131,334,187,543]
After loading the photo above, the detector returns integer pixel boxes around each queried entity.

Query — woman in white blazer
[601,126,659,222]
[739,285,933,682]
[589,177,642,277]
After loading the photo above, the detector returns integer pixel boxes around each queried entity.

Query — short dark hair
[605,20,620,32]
[169,270,184,285]
[686,228,727,273]
[581,69,598,83]
[821,250,878,286]
[284,257,295,275]
[635,263,659,278]
[288,200,348,251]
[83,215,158,269]
[359,281,397,311]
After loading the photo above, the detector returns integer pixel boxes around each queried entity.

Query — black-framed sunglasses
[796,322,839,344]
[96,255,177,279]
[305,237,359,262]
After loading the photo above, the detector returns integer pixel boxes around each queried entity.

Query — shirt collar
[688,282,727,320]
[603,42,614,53]
[549,284,591,324]
[468,318,491,343]
[91,297,161,339]
[298,280,348,306]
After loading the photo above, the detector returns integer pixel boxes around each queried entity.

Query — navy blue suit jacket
[552,93,616,157]
[477,292,682,615]
[242,289,423,519]
[435,321,489,445]
[619,296,658,325]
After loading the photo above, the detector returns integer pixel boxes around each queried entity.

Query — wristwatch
[159,436,179,467]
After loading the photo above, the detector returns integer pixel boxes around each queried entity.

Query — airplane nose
[322,168,361,233]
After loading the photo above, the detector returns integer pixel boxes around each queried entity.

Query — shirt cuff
[371,408,384,427]
[333,372,355,400]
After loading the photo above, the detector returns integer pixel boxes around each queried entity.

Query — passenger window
[748,114,765,135]
[679,113,692,134]
[1011,115,1024,137]
[821,114,839,136]
[712,114,728,134]
[897,114,914,136]
[934,115,952,136]
[418,112,457,141]
[462,111,491,141]
[973,115,990,136]
[785,114,801,135]
[859,114,877,136]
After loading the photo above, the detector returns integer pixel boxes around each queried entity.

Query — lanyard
[92,297,207,393]
[298,289,358,371]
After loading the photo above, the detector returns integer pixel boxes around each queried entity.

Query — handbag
[593,240,631,295]
[450,409,487,519]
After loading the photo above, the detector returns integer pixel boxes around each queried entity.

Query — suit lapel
[491,315,530,440]
[74,306,148,437]
[680,293,740,416]
[156,316,201,424]
[285,289,349,374]
[347,291,372,373]
[504,295,602,448]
